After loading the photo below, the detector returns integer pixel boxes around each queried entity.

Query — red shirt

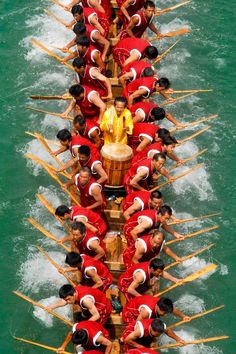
[118,0,145,26]
[122,190,151,212]
[120,10,154,39]
[73,229,106,259]
[83,8,109,37]
[122,77,158,100]
[75,174,106,214]
[73,321,110,350]
[70,134,100,159]
[81,0,111,17]
[123,158,153,194]
[123,318,157,350]
[112,38,151,68]
[130,102,159,122]
[74,286,112,324]
[81,254,112,291]
[122,295,161,324]
[120,60,153,83]
[70,205,107,238]
[79,45,102,68]
[132,142,163,164]
[129,123,160,150]
[75,85,101,122]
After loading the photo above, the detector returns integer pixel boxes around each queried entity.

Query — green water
[0,0,235,353]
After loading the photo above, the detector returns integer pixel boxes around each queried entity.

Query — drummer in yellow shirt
[100,96,133,144]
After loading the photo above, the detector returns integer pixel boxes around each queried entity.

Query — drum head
[101,143,133,161]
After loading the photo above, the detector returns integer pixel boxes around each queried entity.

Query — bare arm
[94,163,108,185]
[124,16,140,38]
[75,217,98,234]
[130,219,152,242]
[148,22,161,36]
[82,298,100,321]
[130,169,149,191]
[173,306,190,320]
[165,328,186,345]
[127,88,148,108]
[132,242,145,264]
[123,200,142,220]
[57,331,73,352]
[120,0,134,22]
[119,71,134,88]
[93,51,105,72]
[93,32,110,62]
[161,223,184,239]
[162,270,180,283]
[89,239,105,260]
[124,326,145,348]
[97,335,113,354]
[123,52,140,68]
[87,185,104,211]
[163,245,181,262]
[90,93,106,124]
[136,137,151,153]
[89,0,105,13]
[127,271,145,297]
[62,98,76,116]
[85,268,104,288]
[90,129,102,148]
[165,111,183,127]
[47,299,67,310]
[92,68,112,99]
[90,15,105,36]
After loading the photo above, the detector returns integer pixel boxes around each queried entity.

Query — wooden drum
[101,143,133,187]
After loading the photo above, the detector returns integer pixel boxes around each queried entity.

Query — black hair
[56,129,72,142]
[152,152,166,161]
[71,221,86,234]
[78,145,91,157]
[69,84,84,97]
[144,0,155,9]
[76,36,90,47]
[55,205,70,217]
[145,46,158,59]
[59,284,75,299]
[157,128,171,141]
[71,5,83,15]
[73,114,86,125]
[72,57,86,69]
[151,318,165,334]
[73,22,87,35]
[114,96,127,105]
[72,330,88,345]
[162,135,178,145]
[142,67,155,77]
[65,252,82,266]
[158,297,174,313]
[151,107,166,120]
[159,205,172,216]
[80,166,92,175]
[150,190,162,199]
[157,78,171,89]
[149,258,165,270]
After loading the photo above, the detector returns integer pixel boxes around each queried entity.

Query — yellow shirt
[100,106,133,145]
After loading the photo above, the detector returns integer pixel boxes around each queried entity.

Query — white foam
[174,294,205,315]
[19,251,67,294]
[33,295,73,327]
[178,257,217,280]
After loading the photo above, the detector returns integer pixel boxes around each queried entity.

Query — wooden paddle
[26,106,74,121]
[31,39,74,71]
[155,0,192,16]
[36,193,64,225]
[178,125,211,144]
[25,153,69,179]
[159,92,198,107]
[168,304,224,329]
[25,154,80,205]
[44,9,68,27]
[149,162,204,192]
[13,336,73,353]
[168,212,221,225]
[155,148,207,181]
[154,335,229,349]
[30,95,71,100]
[150,28,190,42]
[27,217,70,252]
[13,291,73,326]
[36,245,76,287]
[26,131,60,147]
[166,225,219,246]
[165,243,214,270]
[155,263,217,297]
[153,40,180,65]
[170,114,218,133]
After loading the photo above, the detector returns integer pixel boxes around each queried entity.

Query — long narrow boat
[13,0,229,353]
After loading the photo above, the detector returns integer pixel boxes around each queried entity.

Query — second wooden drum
[101,143,133,187]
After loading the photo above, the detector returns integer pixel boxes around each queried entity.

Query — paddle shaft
[166,225,219,245]
[14,336,73,353]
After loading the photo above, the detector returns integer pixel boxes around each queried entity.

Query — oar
[155,263,217,297]
[13,336,73,353]
[149,162,204,192]
[159,92,197,107]
[26,131,60,147]
[168,212,221,225]
[36,194,64,226]
[155,90,213,97]
[30,95,71,100]
[27,217,70,252]
[36,245,76,287]
[31,39,74,71]
[32,132,71,178]
[13,291,73,326]
[153,40,180,65]
[168,304,224,329]
[150,28,190,42]
[154,336,229,350]
[178,125,211,144]
[25,153,69,179]
[165,243,214,270]
[25,154,80,205]
[166,225,219,246]
[155,0,192,16]
[26,106,74,121]
[170,114,218,133]
[44,9,68,27]
[155,148,207,181]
